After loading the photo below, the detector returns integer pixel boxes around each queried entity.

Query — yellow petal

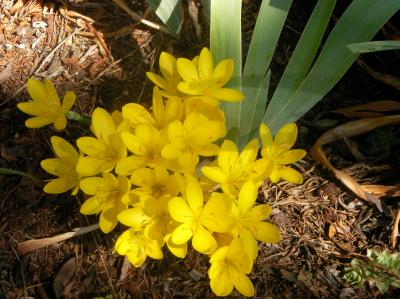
[43,178,76,194]
[25,116,53,128]
[92,108,116,142]
[228,267,254,297]
[252,222,281,243]
[80,196,102,215]
[122,103,155,127]
[159,51,178,79]
[117,208,151,228]
[115,156,145,176]
[177,58,199,82]
[165,234,187,258]
[121,132,142,155]
[210,247,229,264]
[212,59,233,87]
[196,143,220,156]
[80,177,104,195]
[275,149,306,165]
[111,110,123,126]
[168,197,193,222]
[269,165,281,183]
[145,239,163,259]
[239,229,258,261]
[146,72,167,89]
[210,267,233,297]
[51,136,79,164]
[177,82,202,96]
[76,156,108,176]
[161,143,180,160]
[17,101,48,115]
[77,137,106,156]
[53,114,67,131]
[260,123,273,148]
[280,166,303,184]
[198,47,213,80]
[61,91,76,112]
[171,222,193,245]
[274,123,298,149]
[208,88,245,102]
[201,193,234,233]
[219,140,238,173]
[192,225,217,254]
[248,204,272,221]
[41,158,75,177]
[26,78,46,102]
[238,180,258,213]
[201,166,226,183]
[99,205,119,233]
[43,79,60,105]
[238,139,258,166]
[186,180,203,214]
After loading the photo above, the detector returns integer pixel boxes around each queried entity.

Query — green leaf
[0,167,39,182]
[348,40,400,53]
[264,0,400,134]
[210,0,242,141]
[265,0,335,127]
[146,0,183,34]
[239,0,292,147]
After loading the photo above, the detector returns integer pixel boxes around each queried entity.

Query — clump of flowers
[20,48,306,297]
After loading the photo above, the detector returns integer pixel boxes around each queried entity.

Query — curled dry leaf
[310,115,400,211]
[333,100,400,118]
[392,208,400,249]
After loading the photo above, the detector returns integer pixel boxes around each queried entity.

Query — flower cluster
[20,48,306,297]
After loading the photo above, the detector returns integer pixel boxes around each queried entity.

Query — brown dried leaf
[357,59,400,92]
[392,208,400,249]
[333,100,400,118]
[361,184,400,198]
[53,257,77,298]
[310,115,400,211]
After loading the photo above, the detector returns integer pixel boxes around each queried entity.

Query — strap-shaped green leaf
[146,0,183,34]
[239,0,292,147]
[348,41,400,53]
[210,0,242,141]
[264,0,400,133]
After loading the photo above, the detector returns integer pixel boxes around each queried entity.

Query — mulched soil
[1,0,399,298]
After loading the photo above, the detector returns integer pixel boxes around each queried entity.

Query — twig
[111,0,174,37]
[17,224,99,254]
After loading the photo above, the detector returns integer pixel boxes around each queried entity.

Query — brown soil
[1,0,399,298]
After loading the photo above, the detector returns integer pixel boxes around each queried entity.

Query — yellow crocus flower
[17,78,75,130]
[260,123,306,184]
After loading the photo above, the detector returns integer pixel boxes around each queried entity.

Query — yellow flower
[40,136,81,195]
[201,139,273,196]
[76,108,127,176]
[168,179,235,254]
[118,196,187,258]
[183,96,225,122]
[115,227,163,267]
[118,87,183,132]
[260,123,306,184]
[176,47,244,105]
[208,238,254,297]
[146,51,182,98]
[161,113,225,172]
[17,78,75,130]
[80,173,130,233]
[130,165,179,200]
[115,124,166,176]
[231,181,281,260]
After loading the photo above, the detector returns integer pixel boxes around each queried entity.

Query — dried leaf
[362,184,400,198]
[357,59,400,92]
[18,224,99,254]
[334,100,400,118]
[53,257,77,298]
[392,208,400,249]
[310,115,400,211]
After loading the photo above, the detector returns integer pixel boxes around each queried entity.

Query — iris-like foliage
[18,78,75,130]
[33,47,307,297]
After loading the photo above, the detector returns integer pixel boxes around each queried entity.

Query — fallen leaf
[53,257,77,298]
[333,100,400,118]
[391,207,400,249]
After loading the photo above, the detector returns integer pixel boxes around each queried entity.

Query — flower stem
[66,111,91,126]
